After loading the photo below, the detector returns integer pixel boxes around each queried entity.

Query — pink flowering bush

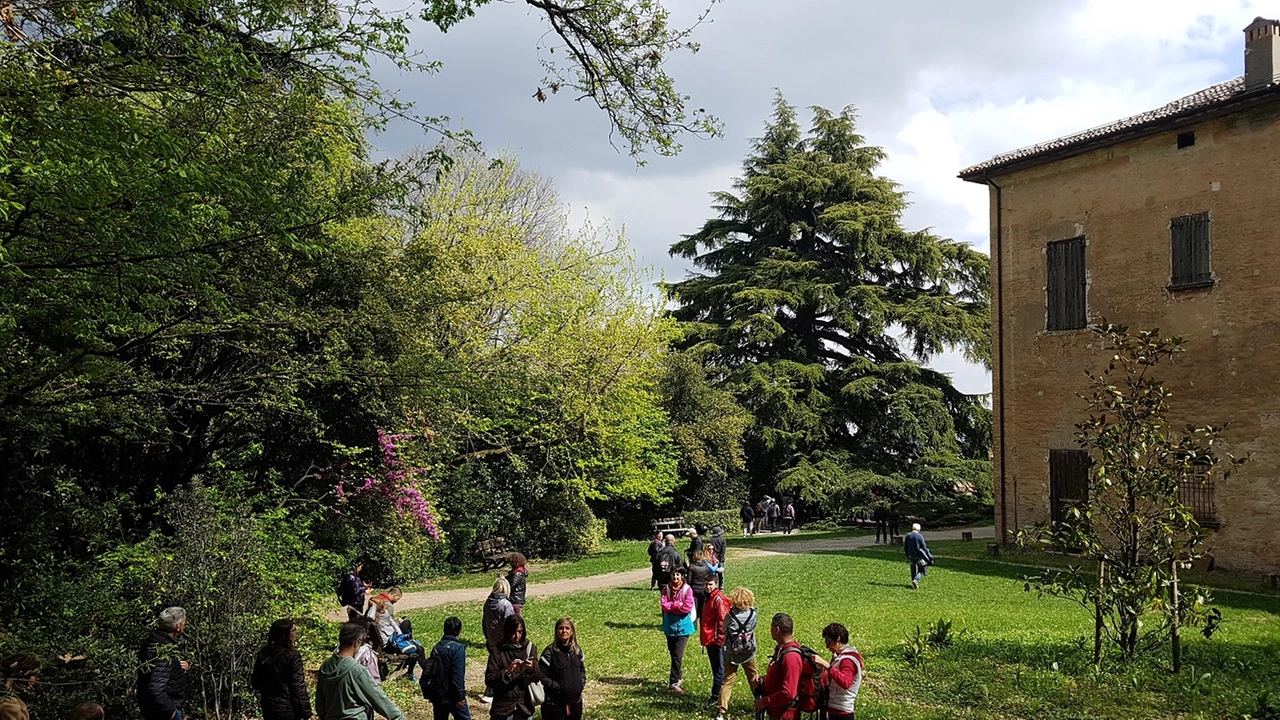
[333,429,440,540]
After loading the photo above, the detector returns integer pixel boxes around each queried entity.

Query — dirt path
[388,525,993,612]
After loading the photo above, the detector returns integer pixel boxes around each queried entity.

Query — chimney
[1245,17,1280,91]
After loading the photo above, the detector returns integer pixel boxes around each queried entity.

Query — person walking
[810,623,864,720]
[506,553,528,617]
[481,576,515,705]
[904,523,934,589]
[538,618,585,720]
[781,502,796,534]
[739,503,754,537]
[699,578,730,711]
[137,607,189,720]
[754,613,802,720]
[250,619,313,720]
[708,527,727,588]
[716,587,759,720]
[483,616,541,720]
[315,623,406,720]
[659,568,696,695]
[425,617,470,720]
[647,532,664,590]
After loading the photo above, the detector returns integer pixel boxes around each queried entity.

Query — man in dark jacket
[656,535,686,590]
[647,531,664,590]
[903,523,934,589]
[686,528,704,563]
[425,617,469,720]
[739,502,755,536]
[137,607,189,720]
[709,527,728,588]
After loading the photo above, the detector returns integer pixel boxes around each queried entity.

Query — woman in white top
[811,622,864,720]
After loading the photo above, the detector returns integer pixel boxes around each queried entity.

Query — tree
[1019,325,1232,665]
[667,94,992,513]
[659,350,752,509]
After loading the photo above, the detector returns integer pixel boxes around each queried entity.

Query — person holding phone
[483,616,540,720]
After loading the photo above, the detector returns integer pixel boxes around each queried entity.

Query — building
[959,18,1280,574]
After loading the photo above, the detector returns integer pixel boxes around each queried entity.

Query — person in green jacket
[316,623,406,720]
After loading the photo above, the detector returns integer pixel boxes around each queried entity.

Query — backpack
[418,644,453,702]
[777,645,827,715]
[727,608,756,658]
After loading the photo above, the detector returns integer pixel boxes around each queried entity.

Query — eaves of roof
[958,77,1280,183]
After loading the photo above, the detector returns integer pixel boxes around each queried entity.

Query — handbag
[525,644,545,707]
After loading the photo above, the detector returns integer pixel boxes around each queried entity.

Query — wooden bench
[474,536,508,571]
[651,516,693,538]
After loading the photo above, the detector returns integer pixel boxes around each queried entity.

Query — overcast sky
[368,0,1270,395]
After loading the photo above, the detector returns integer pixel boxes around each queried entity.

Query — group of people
[738,498,796,535]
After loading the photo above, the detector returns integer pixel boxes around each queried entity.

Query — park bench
[473,536,508,571]
[651,516,693,537]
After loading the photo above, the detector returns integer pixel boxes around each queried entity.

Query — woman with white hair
[480,575,514,704]
[903,523,934,589]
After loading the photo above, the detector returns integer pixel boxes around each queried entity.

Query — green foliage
[659,351,752,510]
[1019,324,1239,664]
[683,509,744,535]
[667,94,992,517]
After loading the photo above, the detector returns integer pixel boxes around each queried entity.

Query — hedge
[684,509,742,536]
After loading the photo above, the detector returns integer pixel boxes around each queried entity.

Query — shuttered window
[1170,213,1211,288]
[1049,449,1090,526]
[1046,237,1087,331]
[1178,462,1218,527]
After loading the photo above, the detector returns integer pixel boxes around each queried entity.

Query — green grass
[397,542,1280,719]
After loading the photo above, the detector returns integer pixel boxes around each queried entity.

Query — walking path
[385,525,994,613]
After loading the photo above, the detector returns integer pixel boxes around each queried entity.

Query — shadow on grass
[605,621,659,630]
[595,675,647,686]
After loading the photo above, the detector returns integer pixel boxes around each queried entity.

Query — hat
[712,526,724,536]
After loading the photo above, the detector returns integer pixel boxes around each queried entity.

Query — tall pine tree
[668,95,992,516]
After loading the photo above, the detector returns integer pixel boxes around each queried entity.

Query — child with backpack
[716,587,759,720]
[811,623,864,720]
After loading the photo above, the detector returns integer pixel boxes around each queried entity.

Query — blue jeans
[431,700,471,720]
[706,644,725,700]
[911,559,928,582]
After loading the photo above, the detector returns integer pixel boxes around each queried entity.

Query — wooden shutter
[1049,449,1090,526]
[1171,212,1211,287]
[1046,237,1086,330]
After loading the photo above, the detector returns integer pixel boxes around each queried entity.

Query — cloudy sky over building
[369,0,1271,394]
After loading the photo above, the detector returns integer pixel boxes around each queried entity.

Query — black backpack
[418,644,453,702]
[727,608,756,658]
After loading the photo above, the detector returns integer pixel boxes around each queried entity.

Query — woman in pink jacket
[660,567,696,694]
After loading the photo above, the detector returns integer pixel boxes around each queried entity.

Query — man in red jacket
[754,613,801,720]
[699,577,731,714]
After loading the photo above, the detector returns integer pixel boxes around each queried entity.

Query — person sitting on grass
[810,623,864,720]
[659,567,696,695]
[483,615,541,720]
[539,617,586,720]
[754,613,802,720]
[315,623,406,720]
[506,553,528,617]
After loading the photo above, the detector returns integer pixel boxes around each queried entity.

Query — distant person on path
[367,588,424,681]
[766,502,780,533]
[481,576,515,705]
[810,623,864,720]
[904,523,934,589]
[648,531,665,590]
[699,577,730,709]
[873,504,889,544]
[316,623,405,720]
[538,617,586,720]
[506,553,528,617]
[656,535,686,591]
[888,506,901,540]
[687,550,719,630]
[339,563,372,623]
[659,568,696,695]
[739,503,755,536]
[250,619,313,720]
[137,606,189,720]
[424,616,469,720]
[781,502,796,534]
[716,587,759,720]
[754,613,802,720]
[709,527,728,587]
[483,615,541,720]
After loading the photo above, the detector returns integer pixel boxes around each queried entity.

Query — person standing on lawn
[709,527,727,588]
[810,623,863,720]
[686,528,704,563]
[739,503,755,536]
[904,523,934,589]
[888,505,901,541]
[686,550,718,631]
[250,619,313,720]
[716,587,759,720]
[754,613,802,720]
[699,578,730,710]
[648,531,665,590]
[315,623,406,720]
[137,607,190,720]
[538,617,586,720]
[873,503,889,544]
[425,617,470,720]
[481,576,515,705]
[659,568,696,695]
[781,502,796,534]
[766,502,780,533]
[483,615,541,720]
[656,535,686,591]
[506,553,528,617]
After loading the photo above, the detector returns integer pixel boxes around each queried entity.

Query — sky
[367,0,1272,395]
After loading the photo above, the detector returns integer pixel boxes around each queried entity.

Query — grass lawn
[392,542,1280,719]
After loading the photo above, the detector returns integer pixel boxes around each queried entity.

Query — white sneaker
[480,696,492,705]
[716,714,726,720]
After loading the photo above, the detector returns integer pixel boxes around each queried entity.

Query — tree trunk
[1094,558,1106,664]
[1170,556,1182,673]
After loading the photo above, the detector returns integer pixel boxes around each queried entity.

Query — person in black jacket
[655,535,686,590]
[538,618,585,720]
[137,607,189,720]
[708,527,727,588]
[483,616,540,720]
[647,532,664,590]
[739,503,755,537]
[426,617,469,720]
[506,553,528,616]
[251,619,313,720]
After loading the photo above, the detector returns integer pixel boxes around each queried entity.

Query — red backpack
[776,645,828,715]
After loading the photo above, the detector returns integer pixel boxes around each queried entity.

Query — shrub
[685,509,742,535]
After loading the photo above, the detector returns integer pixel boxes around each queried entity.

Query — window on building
[1170,212,1211,288]
[1049,449,1090,526]
[1046,237,1087,331]
[1177,131,1195,149]
[1178,461,1218,527]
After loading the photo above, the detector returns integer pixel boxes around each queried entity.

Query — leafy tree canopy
[667,94,992,513]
